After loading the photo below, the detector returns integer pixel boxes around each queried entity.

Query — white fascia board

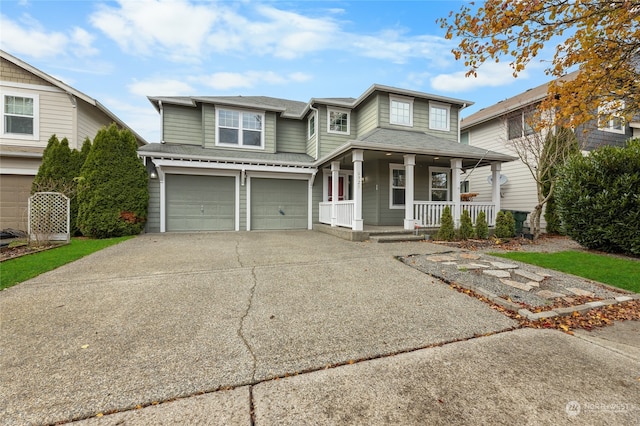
[151,159,316,175]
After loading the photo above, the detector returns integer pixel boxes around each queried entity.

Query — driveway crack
[238,266,258,382]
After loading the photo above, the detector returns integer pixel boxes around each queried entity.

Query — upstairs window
[508,109,536,140]
[429,102,450,131]
[216,108,264,148]
[308,112,316,139]
[328,108,350,135]
[390,95,413,126]
[598,102,625,134]
[2,93,39,140]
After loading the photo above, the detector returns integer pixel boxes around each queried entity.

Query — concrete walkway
[0,231,638,425]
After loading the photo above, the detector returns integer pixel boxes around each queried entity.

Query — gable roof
[0,50,147,146]
[149,84,474,120]
[461,71,578,129]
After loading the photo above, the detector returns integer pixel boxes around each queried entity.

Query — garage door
[166,174,235,231]
[0,175,33,231]
[251,178,308,230]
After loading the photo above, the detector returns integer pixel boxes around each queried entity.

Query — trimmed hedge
[77,124,148,238]
[495,210,515,238]
[555,139,640,255]
[475,211,489,239]
[458,209,473,240]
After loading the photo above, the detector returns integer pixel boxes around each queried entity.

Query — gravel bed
[401,251,629,308]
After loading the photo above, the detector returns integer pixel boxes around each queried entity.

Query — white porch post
[157,164,166,233]
[451,158,462,228]
[331,161,340,227]
[491,162,501,224]
[403,154,416,230]
[352,150,364,231]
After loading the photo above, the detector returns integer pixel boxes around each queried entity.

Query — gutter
[310,104,319,160]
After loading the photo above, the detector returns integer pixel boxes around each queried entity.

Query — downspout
[310,104,320,160]
[159,100,165,144]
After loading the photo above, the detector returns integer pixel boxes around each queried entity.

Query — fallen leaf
[81,344,89,349]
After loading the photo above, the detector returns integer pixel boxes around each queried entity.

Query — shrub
[495,210,516,238]
[475,211,489,239]
[555,139,640,255]
[458,209,473,240]
[436,206,456,241]
[77,124,148,238]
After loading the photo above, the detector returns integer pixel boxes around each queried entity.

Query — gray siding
[163,104,202,145]
[275,116,306,153]
[356,95,379,137]
[312,175,322,223]
[318,105,356,158]
[264,111,276,153]
[307,133,317,158]
[146,177,160,233]
[362,160,379,225]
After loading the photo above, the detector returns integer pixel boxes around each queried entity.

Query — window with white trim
[216,108,264,148]
[390,95,413,126]
[327,108,350,135]
[389,164,405,208]
[2,92,39,140]
[308,112,316,139]
[429,167,450,201]
[598,102,625,134]
[429,102,450,131]
[507,109,536,140]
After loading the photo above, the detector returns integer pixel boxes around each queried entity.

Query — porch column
[403,154,416,230]
[331,161,340,227]
[157,164,166,233]
[352,150,364,231]
[451,158,462,228]
[491,162,501,225]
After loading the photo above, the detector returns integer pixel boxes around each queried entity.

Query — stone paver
[566,287,596,297]
[483,269,512,278]
[500,279,533,292]
[514,269,546,282]
[489,261,519,269]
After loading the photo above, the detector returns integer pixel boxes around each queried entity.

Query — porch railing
[414,201,496,227]
[319,201,354,228]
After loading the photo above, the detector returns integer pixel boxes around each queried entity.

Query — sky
[1,0,559,143]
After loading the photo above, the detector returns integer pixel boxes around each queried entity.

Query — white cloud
[101,97,161,143]
[90,0,219,59]
[196,71,313,91]
[0,14,99,59]
[128,78,194,97]
[430,62,530,93]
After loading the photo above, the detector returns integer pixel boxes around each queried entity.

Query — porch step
[369,233,425,243]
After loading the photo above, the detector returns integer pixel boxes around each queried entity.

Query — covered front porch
[316,140,513,232]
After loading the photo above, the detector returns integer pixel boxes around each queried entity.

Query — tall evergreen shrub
[436,206,456,241]
[458,209,473,240]
[495,211,515,238]
[555,139,640,255]
[475,210,489,239]
[77,124,148,238]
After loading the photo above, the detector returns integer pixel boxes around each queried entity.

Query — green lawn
[0,236,132,290]
[491,250,640,293]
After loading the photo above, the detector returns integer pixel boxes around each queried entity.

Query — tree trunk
[530,203,544,240]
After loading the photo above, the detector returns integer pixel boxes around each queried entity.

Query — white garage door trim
[247,172,312,230]
[158,167,240,232]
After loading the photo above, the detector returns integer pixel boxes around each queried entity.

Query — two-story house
[139,85,515,235]
[0,50,147,231]
[460,72,635,231]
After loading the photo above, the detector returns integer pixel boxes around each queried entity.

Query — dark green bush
[475,211,489,239]
[458,209,473,240]
[555,139,640,255]
[436,206,456,241]
[77,124,148,238]
[495,210,515,238]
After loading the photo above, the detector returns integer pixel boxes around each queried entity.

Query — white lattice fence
[28,192,70,243]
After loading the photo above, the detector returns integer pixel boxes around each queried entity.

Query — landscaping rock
[513,270,545,282]
[499,279,533,292]
[483,269,512,278]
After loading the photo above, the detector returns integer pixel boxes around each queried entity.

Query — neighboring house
[139,85,515,234]
[460,72,634,231]
[0,50,147,231]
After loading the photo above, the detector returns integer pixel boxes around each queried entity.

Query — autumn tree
[439,0,640,128]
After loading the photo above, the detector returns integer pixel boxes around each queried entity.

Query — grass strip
[0,236,132,290]
[491,250,640,293]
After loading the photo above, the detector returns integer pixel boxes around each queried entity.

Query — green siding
[163,104,202,145]
[251,178,308,229]
[276,117,307,153]
[306,134,317,158]
[318,105,356,158]
[203,104,215,149]
[362,160,379,225]
[146,178,160,232]
[264,112,276,153]
[312,175,322,223]
[355,95,379,137]
[166,175,235,231]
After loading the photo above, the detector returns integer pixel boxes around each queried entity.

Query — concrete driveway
[0,231,638,425]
